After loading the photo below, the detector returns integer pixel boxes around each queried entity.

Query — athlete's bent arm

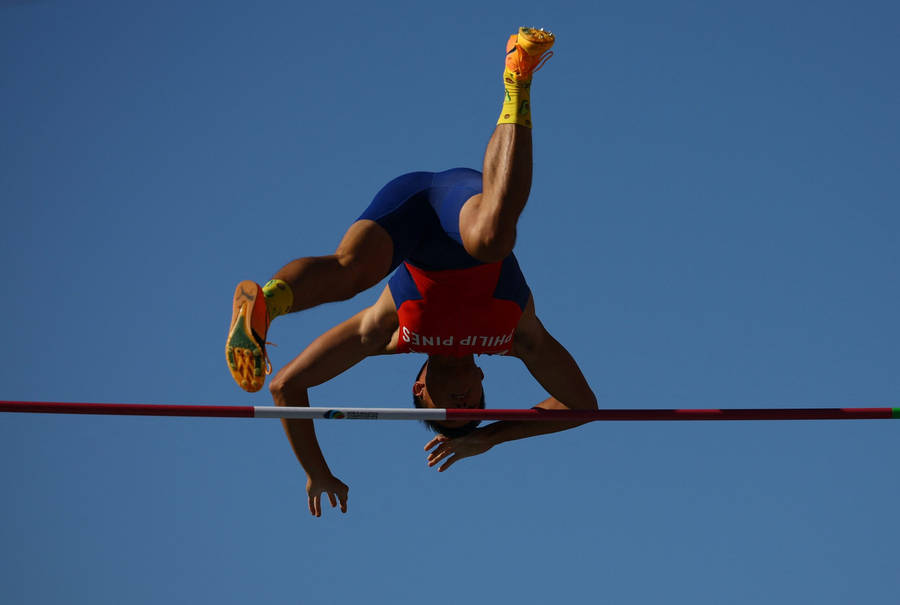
[425,299,597,471]
[269,287,398,516]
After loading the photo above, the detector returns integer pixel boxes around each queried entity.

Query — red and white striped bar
[1,401,897,421]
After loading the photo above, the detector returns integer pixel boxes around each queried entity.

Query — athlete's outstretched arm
[425,299,597,471]
[269,287,398,516]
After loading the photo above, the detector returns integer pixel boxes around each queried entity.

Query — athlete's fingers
[439,455,459,472]
[428,447,452,467]
[310,494,321,517]
[432,440,455,457]
[425,435,447,451]
[427,441,452,460]
[308,495,316,516]
[426,446,445,464]
[338,483,349,512]
[328,492,337,508]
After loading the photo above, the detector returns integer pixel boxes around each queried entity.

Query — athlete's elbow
[268,377,289,406]
[564,390,600,412]
[269,372,308,406]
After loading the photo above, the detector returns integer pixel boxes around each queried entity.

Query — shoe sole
[226,281,266,392]
[516,27,555,55]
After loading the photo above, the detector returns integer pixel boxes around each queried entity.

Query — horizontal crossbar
[1,401,897,421]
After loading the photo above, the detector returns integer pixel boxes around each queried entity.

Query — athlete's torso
[389,255,531,357]
[362,168,532,357]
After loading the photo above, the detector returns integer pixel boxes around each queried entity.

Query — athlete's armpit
[509,296,542,358]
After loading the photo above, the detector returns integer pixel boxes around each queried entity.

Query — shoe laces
[263,341,275,375]
[513,47,554,80]
[529,50,553,75]
[251,327,275,376]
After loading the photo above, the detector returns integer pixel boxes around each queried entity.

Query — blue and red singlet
[358,168,531,357]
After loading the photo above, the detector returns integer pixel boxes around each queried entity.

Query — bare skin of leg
[458,123,532,262]
[269,122,529,315]
[271,220,394,313]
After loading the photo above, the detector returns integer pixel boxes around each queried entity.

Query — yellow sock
[262,279,293,320]
[497,69,533,128]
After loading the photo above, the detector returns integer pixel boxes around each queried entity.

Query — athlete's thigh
[428,166,515,263]
[356,171,435,271]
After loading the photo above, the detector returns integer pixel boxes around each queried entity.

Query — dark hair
[412,359,483,438]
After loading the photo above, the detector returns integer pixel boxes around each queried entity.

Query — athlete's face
[414,359,485,424]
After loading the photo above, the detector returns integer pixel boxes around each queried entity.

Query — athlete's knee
[465,223,517,263]
[333,251,386,298]
[332,221,394,297]
[359,307,399,350]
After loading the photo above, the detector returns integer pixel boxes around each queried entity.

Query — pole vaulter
[18,28,894,517]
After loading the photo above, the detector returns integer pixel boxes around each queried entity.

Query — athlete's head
[412,357,484,437]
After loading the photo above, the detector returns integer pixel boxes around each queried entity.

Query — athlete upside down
[225,27,598,517]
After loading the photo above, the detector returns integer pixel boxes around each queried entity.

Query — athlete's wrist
[303,463,335,482]
[477,422,505,447]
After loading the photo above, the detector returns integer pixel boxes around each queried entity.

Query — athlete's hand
[425,431,494,472]
[306,474,349,517]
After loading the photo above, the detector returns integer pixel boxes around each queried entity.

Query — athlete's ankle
[497,69,533,128]
[262,279,293,321]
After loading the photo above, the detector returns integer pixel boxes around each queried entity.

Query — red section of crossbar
[445,407,895,421]
[0,401,255,418]
[0,401,895,421]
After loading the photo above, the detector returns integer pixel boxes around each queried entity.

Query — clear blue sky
[2,1,898,603]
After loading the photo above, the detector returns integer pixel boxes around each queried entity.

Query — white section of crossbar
[253,406,448,421]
